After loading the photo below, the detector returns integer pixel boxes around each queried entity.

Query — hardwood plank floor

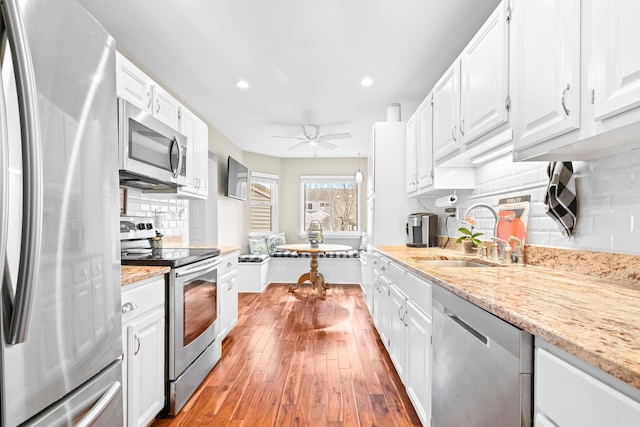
[151,283,421,427]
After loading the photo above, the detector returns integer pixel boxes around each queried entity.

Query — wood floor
[151,283,421,427]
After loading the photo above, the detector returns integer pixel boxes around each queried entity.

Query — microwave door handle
[1,0,43,345]
[175,138,184,179]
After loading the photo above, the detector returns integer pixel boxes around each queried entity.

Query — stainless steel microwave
[118,98,187,189]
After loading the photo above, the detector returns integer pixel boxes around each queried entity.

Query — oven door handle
[175,258,221,278]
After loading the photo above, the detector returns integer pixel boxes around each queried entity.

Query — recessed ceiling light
[360,77,373,87]
[236,80,250,89]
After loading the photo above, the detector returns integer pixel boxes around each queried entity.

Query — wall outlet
[444,207,457,218]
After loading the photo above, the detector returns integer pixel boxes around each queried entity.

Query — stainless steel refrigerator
[0,0,122,425]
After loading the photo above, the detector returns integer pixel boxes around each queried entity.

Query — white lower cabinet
[218,253,239,341]
[371,254,432,427]
[404,300,432,425]
[535,342,640,427]
[121,276,166,427]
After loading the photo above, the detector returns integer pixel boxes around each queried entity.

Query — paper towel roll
[435,193,458,207]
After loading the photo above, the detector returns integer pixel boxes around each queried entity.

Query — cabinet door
[376,277,391,350]
[592,0,640,121]
[416,97,434,190]
[152,84,181,129]
[459,2,509,145]
[433,61,460,162]
[405,301,432,427]
[194,118,209,196]
[179,107,198,192]
[127,307,165,427]
[513,0,581,149]
[405,113,418,194]
[389,285,407,378]
[116,53,152,114]
[227,273,238,331]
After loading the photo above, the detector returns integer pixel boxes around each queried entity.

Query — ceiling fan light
[360,77,373,87]
[354,169,364,182]
[309,140,317,146]
[236,80,250,89]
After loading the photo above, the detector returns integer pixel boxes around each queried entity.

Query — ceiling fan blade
[271,135,306,140]
[319,132,352,140]
[317,140,337,149]
[288,142,307,150]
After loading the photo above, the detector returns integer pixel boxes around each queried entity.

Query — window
[300,175,360,233]
[250,172,278,233]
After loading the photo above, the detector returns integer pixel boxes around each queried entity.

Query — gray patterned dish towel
[544,161,577,237]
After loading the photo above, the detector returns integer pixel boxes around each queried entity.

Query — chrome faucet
[509,236,525,266]
[463,203,499,239]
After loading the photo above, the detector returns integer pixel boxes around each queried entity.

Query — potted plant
[456,216,484,254]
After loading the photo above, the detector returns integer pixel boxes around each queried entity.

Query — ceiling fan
[271,124,351,150]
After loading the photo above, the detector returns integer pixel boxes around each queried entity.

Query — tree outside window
[301,177,359,232]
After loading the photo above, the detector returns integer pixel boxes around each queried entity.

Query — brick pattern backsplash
[424,147,640,256]
[122,187,190,242]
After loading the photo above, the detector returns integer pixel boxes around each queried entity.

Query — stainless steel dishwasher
[432,285,533,427]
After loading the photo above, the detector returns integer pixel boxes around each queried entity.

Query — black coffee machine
[406,213,438,247]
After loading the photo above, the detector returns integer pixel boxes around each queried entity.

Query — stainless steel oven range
[120,216,222,416]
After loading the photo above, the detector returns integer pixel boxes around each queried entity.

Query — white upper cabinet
[116,54,153,114]
[512,0,581,150]
[152,84,181,130]
[433,1,512,167]
[459,2,509,146]
[116,52,181,130]
[406,113,418,194]
[591,0,640,121]
[513,0,640,161]
[433,61,461,162]
[416,97,434,190]
[178,108,209,198]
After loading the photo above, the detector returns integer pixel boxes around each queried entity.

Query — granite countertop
[374,245,640,390]
[121,265,170,287]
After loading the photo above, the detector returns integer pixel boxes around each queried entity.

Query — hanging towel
[544,161,577,237]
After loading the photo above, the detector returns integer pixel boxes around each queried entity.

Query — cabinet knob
[380,266,386,271]
[227,262,233,267]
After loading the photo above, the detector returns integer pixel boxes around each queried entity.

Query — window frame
[299,175,361,236]
[249,171,278,235]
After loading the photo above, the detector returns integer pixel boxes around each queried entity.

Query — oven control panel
[120,216,156,240]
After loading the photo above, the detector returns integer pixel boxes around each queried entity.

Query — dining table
[277,243,353,298]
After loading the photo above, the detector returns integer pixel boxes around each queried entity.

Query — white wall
[412,146,640,256]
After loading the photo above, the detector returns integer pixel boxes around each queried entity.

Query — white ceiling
[78,0,500,158]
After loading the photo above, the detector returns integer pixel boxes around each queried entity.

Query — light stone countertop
[374,245,640,390]
[121,265,170,287]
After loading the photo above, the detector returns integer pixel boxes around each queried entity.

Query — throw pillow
[265,232,286,255]
[248,237,268,255]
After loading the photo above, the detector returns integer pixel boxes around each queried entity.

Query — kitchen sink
[414,259,495,268]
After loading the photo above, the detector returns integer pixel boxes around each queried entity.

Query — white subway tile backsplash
[434,144,640,255]
[122,187,189,243]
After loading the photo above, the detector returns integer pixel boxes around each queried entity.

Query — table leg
[288,253,328,298]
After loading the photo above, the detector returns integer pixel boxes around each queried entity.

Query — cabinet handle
[134,336,141,355]
[121,302,138,313]
[380,266,386,271]
[156,99,161,114]
[227,262,233,267]
[561,84,571,116]
[398,305,404,320]
[146,91,152,108]
[460,119,465,136]
[403,310,408,327]
[451,125,457,142]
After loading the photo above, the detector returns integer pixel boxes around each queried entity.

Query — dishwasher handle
[446,311,488,346]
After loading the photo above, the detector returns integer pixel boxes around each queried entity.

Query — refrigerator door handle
[75,381,122,427]
[1,0,43,345]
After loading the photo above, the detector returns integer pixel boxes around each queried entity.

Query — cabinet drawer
[402,273,431,317]
[122,276,165,324]
[374,256,390,276]
[388,262,405,285]
[218,254,239,276]
[536,347,640,427]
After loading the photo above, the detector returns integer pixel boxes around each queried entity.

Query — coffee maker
[406,213,438,247]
